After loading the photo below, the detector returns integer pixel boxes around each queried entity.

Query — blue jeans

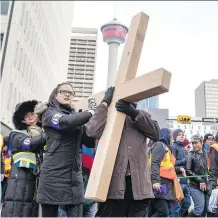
[189,186,208,216]
[83,203,98,217]
[171,184,191,217]
[58,206,67,218]
[58,203,98,218]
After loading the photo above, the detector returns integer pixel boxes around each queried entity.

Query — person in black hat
[1,100,46,217]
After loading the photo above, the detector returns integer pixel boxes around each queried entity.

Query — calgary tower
[101,17,128,88]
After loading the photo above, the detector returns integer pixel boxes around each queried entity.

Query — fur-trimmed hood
[12,100,38,130]
[34,102,48,121]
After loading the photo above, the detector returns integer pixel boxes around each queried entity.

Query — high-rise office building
[195,79,218,118]
[1,1,74,134]
[67,27,98,102]
[137,96,159,109]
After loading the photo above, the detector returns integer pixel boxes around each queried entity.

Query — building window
[1,1,10,15]
[0,33,4,48]
[22,54,27,78]
[24,11,29,33]
[7,82,13,121]
[20,3,25,25]
[18,48,23,71]
[13,41,19,66]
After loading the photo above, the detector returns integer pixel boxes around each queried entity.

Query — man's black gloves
[115,100,139,119]
[102,86,115,106]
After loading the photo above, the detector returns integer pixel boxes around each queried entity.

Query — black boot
[207,212,215,217]
[187,211,199,217]
[182,210,188,217]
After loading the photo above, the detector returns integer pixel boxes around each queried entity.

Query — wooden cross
[75,12,172,202]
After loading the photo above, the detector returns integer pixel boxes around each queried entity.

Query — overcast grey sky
[72,1,218,117]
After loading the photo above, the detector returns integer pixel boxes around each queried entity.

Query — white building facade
[67,27,98,102]
[1,1,74,129]
[167,117,218,140]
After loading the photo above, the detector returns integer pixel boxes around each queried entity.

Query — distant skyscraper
[67,27,98,102]
[137,96,159,110]
[195,79,218,118]
[1,1,74,134]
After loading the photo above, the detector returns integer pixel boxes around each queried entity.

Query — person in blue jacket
[170,129,191,217]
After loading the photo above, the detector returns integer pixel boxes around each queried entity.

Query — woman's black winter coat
[1,131,46,217]
[36,104,95,205]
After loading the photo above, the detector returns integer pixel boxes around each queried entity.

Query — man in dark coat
[186,135,209,217]
[36,82,96,217]
[1,100,46,217]
[85,87,160,217]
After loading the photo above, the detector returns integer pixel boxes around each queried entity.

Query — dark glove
[102,86,115,106]
[30,133,47,152]
[115,100,139,119]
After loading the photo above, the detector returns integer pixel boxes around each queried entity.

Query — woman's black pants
[41,203,82,217]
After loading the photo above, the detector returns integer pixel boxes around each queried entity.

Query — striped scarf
[82,140,98,173]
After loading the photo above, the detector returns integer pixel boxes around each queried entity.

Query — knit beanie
[173,129,184,142]
[183,138,190,146]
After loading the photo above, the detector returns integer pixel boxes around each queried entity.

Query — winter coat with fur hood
[1,100,46,218]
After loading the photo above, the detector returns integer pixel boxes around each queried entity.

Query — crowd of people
[0,82,218,217]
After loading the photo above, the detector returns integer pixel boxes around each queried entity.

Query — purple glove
[22,138,31,151]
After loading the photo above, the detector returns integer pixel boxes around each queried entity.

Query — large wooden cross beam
[75,12,172,202]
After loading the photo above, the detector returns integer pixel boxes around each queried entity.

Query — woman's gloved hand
[102,87,115,106]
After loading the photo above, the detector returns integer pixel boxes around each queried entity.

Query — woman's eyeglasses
[58,90,75,96]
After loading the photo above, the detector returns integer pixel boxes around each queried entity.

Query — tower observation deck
[101,18,128,87]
